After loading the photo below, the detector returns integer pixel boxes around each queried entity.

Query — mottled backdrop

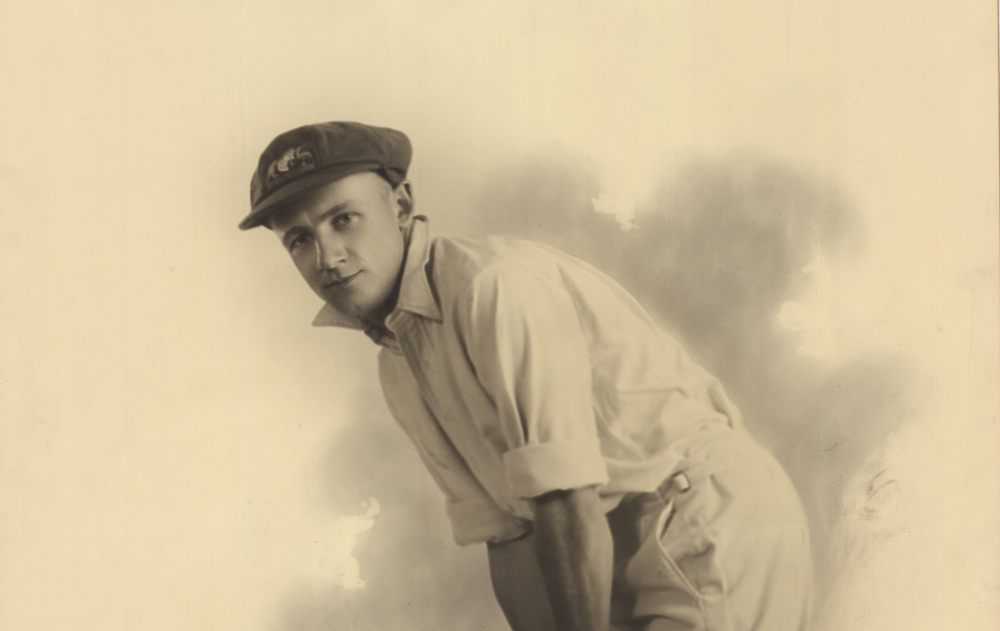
[1,2,997,631]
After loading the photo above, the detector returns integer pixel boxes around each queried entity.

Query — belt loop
[656,471,691,502]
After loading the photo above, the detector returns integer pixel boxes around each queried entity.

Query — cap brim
[238,162,381,230]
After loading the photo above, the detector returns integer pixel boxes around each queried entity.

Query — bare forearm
[488,533,557,631]
[533,487,613,631]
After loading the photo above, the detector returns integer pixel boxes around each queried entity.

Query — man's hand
[533,486,614,631]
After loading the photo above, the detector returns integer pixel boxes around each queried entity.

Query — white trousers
[607,430,813,631]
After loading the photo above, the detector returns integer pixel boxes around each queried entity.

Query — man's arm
[488,532,557,631]
[487,486,613,631]
[463,264,614,628]
[533,486,614,631]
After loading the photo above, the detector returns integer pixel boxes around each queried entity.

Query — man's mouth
[324,271,360,288]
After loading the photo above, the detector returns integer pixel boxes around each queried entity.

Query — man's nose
[316,235,347,270]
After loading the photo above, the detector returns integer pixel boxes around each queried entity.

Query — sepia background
[1,1,998,630]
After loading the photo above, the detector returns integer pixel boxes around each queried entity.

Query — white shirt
[314,217,741,545]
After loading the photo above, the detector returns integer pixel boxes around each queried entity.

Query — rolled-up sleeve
[459,260,608,499]
[445,496,529,545]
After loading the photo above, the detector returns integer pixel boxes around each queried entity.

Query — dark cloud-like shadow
[464,150,920,615]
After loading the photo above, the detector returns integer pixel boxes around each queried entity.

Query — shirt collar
[311,215,442,329]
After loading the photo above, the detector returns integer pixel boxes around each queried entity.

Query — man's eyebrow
[317,202,352,223]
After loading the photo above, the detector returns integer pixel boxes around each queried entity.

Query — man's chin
[321,296,378,321]
[318,288,394,323]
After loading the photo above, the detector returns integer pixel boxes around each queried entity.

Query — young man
[240,121,813,631]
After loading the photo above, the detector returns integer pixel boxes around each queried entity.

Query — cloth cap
[239,121,411,230]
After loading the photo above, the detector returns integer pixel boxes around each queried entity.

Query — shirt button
[417,360,430,371]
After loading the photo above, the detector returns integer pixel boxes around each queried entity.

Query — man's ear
[393,179,415,228]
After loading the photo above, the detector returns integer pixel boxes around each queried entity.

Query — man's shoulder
[427,233,561,288]
[420,228,635,324]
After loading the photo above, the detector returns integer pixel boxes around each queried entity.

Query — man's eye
[288,234,309,250]
[333,213,357,228]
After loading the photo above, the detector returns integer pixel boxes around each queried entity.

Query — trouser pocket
[623,498,707,629]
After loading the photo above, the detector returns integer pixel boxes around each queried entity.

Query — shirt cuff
[503,437,609,499]
[445,497,531,545]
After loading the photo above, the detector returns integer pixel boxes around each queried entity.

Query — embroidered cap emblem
[264,144,317,191]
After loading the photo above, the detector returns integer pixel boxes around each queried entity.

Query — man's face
[268,172,414,322]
